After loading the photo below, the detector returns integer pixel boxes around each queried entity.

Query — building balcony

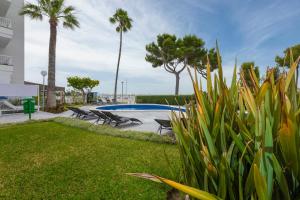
[0,55,13,66]
[0,55,13,84]
[0,17,12,29]
[0,0,11,16]
[0,17,13,47]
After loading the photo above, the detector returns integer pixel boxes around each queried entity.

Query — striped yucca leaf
[127,173,222,200]
[236,55,300,199]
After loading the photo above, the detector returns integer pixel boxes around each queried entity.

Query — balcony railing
[0,55,13,66]
[0,17,12,29]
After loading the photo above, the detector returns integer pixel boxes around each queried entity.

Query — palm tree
[20,0,79,108]
[109,9,132,103]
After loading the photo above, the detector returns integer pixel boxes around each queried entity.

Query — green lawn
[0,122,179,199]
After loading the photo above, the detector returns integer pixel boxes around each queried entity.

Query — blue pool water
[96,104,185,111]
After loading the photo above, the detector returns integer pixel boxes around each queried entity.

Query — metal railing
[0,55,13,66]
[0,17,12,29]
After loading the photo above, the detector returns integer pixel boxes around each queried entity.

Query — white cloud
[25,0,192,94]
[230,0,300,57]
[24,0,300,94]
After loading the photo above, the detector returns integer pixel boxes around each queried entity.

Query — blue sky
[25,0,300,94]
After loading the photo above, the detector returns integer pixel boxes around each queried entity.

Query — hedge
[135,95,194,105]
[52,117,175,144]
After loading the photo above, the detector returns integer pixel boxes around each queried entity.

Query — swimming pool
[96,104,185,111]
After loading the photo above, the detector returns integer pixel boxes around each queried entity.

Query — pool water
[96,104,185,111]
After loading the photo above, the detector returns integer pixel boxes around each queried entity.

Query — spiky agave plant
[129,47,300,200]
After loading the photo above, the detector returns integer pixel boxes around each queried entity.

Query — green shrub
[135,95,194,105]
[130,49,300,199]
[44,105,66,113]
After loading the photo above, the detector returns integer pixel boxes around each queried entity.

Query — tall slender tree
[109,9,132,103]
[20,0,79,108]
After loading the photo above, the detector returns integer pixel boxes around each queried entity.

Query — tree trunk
[175,73,180,95]
[82,89,85,104]
[47,19,57,108]
[296,64,299,88]
[113,30,123,103]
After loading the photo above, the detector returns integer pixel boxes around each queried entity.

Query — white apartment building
[0,0,24,84]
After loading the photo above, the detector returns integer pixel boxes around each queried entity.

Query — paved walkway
[0,111,71,124]
[0,107,173,133]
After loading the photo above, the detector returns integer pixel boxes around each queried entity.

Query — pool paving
[0,106,174,134]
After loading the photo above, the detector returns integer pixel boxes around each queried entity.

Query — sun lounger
[97,98,104,105]
[67,106,81,117]
[154,119,172,135]
[67,107,97,120]
[90,110,112,124]
[102,111,143,127]
[76,108,98,120]
[105,98,111,104]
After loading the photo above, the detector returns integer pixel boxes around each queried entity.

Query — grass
[0,121,179,199]
[53,117,175,144]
